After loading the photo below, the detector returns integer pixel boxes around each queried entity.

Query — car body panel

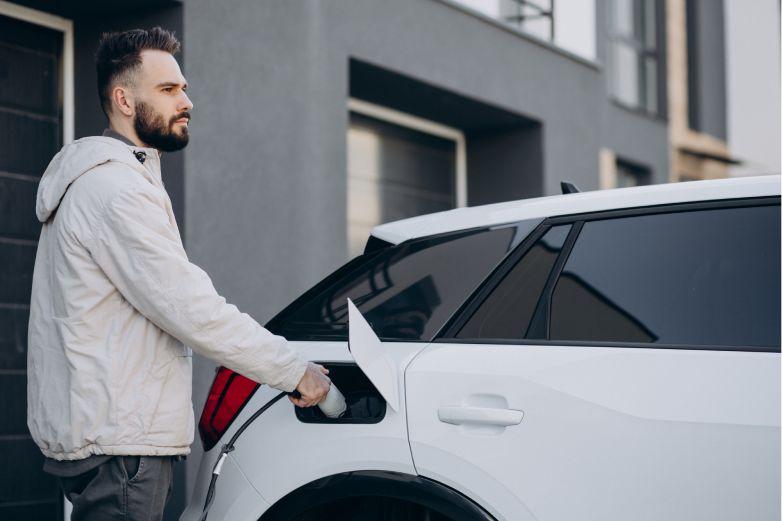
[406,342,781,521]
[179,450,269,521]
[183,177,781,520]
[372,176,780,244]
[222,340,425,513]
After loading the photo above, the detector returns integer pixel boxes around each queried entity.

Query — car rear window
[266,220,539,341]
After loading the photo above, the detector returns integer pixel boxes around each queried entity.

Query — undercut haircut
[95,27,180,117]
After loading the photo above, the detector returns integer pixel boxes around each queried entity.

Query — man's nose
[180,91,193,112]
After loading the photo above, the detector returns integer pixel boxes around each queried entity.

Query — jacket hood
[36,136,155,222]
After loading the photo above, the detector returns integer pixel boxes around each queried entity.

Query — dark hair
[95,27,180,117]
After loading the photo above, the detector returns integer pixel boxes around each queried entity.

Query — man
[27,27,331,520]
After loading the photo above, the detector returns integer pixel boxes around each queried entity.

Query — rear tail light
[198,367,260,451]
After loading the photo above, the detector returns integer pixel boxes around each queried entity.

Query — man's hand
[289,362,331,408]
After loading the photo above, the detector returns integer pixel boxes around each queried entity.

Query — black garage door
[0,12,65,521]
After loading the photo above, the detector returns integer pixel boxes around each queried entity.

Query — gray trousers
[58,456,174,521]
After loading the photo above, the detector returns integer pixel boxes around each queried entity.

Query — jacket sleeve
[89,184,308,392]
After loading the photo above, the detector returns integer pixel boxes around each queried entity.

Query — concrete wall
[180,0,349,501]
[180,0,671,504]
[9,0,676,515]
[725,0,781,175]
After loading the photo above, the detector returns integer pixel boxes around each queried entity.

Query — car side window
[455,224,572,340]
[266,220,540,341]
[549,204,780,348]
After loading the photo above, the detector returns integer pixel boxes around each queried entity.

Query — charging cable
[199,390,288,521]
[198,383,346,520]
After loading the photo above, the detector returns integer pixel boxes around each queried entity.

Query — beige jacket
[27,136,307,460]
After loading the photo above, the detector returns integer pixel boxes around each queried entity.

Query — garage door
[347,102,466,258]
[0,11,66,521]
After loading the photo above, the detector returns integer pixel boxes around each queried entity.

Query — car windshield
[266,221,538,341]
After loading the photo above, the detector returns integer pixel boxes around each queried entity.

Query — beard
[133,100,190,152]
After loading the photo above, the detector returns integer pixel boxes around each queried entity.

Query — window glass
[454,0,596,59]
[608,0,660,115]
[616,158,651,187]
[613,0,635,37]
[550,205,781,347]
[611,43,640,107]
[268,221,539,341]
[456,225,571,340]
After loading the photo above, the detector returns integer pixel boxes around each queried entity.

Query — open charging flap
[347,298,400,412]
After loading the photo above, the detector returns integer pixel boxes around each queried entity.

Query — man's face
[131,50,192,151]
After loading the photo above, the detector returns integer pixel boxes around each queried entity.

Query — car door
[405,199,781,521]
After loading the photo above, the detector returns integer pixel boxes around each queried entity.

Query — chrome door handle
[437,406,524,427]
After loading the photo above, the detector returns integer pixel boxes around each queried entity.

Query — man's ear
[111,84,134,117]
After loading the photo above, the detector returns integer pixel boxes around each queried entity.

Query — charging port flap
[347,299,400,412]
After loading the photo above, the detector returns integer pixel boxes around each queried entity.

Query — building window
[501,0,554,41]
[608,0,661,115]
[346,99,466,259]
[455,0,596,59]
[615,158,651,187]
[599,149,652,188]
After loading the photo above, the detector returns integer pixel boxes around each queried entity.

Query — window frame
[347,98,467,208]
[607,0,666,118]
[0,0,74,145]
[436,196,781,353]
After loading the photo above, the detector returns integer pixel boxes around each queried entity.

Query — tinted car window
[550,204,780,347]
[456,225,572,340]
[267,221,539,341]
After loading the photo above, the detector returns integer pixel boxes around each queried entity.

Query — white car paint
[405,342,780,521]
[372,175,780,244]
[181,339,428,521]
[182,176,780,520]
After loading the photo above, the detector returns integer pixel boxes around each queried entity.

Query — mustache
[169,111,191,124]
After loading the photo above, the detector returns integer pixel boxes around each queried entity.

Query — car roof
[371,175,781,245]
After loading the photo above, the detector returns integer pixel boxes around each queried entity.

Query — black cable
[199,390,289,521]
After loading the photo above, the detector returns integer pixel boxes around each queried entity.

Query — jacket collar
[102,128,136,147]
[101,128,163,185]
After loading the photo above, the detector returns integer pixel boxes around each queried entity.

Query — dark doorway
[0,11,66,521]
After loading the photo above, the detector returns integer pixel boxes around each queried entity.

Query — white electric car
[181,176,781,521]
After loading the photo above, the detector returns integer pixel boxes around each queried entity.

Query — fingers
[288,395,308,408]
[291,362,332,408]
[289,395,316,408]
[311,362,329,376]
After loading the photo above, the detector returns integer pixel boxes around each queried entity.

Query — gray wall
[181,0,669,502]
[181,0,350,501]
[12,0,676,513]
[725,0,781,175]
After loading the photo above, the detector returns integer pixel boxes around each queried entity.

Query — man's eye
[163,87,174,92]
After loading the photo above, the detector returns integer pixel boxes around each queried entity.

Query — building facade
[0,0,769,519]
